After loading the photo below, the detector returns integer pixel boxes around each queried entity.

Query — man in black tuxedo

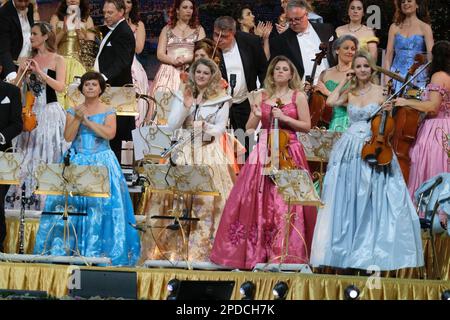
[0,65,23,252]
[94,0,135,164]
[0,0,35,81]
[270,0,336,84]
[213,16,267,159]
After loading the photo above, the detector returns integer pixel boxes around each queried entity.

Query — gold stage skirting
[0,262,449,300]
[4,216,450,281]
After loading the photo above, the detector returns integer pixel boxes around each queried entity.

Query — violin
[361,108,395,166]
[264,99,296,178]
[12,60,38,132]
[22,89,37,132]
[391,54,427,182]
[306,43,331,127]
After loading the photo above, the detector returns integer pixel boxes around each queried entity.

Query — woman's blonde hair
[187,58,226,100]
[349,49,379,93]
[263,55,303,97]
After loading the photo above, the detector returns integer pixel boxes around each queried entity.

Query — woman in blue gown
[310,51,423,271]
[33,72,140,266]
[384,0,433,92]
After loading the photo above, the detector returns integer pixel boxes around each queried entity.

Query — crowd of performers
[0,0,449,274]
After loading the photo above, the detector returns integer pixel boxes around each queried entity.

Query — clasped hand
[74,104,88,122]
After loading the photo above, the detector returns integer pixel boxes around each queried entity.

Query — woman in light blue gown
[33,72,140,266]
[310,51,423,271]
[384,0,433,92]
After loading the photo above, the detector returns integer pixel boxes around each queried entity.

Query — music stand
[153,88,175,124]
[297,129,342,193]
[0,151,24,252]
[140,163,219,266]
[131,124,173,161]
[33,162,110,257]
[269,169,322,268]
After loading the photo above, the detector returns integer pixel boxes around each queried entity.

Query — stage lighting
[344,285,360,300]
[239,281,255,300]
[166,279,180,300]
[272,281,288,300]
[441,290,450,300]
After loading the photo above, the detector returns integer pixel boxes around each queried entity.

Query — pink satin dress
[210,91,317,269]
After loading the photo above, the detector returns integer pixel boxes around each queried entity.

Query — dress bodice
[56,21,87,59]
[261,91,300,133]
[347,103,379,123]
[28,69,57,104]
[421,83,450,119]
[392,34,427,69]
[67,108,115,154]
[166,27,199,62]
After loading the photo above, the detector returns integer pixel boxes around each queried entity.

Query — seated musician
[210,55,316,270]
[310,50,424,272]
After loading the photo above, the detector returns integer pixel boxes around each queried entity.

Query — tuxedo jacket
[219,31,268,94]
[0,81,22,152]
[97,20,135,87]
[270,23,337,79]
[0,1,34,79]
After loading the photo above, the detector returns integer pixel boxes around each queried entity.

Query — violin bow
[369,61,431,119]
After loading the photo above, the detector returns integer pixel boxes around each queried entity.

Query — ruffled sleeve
[67,108,75,116]
[426,83,449,98]
[167,91,191,131]
[105,108,116,116]
[359,36,379,50]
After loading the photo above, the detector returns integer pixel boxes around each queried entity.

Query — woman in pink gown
[146,0,205,123]
[394,40,450,228]
[210,56,317,270]
[124,0,149,127]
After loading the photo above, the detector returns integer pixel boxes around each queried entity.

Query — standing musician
[0,0,35,81]
[393,40,450,229]
[313,34,358,131]
[0,64,23,252]
[94,0,135,164]
[310,50,423,272]
[211,56,316,270]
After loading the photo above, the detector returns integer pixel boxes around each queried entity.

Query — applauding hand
[251,103,262,118]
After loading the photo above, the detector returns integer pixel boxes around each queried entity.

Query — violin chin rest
[364,154,378,166]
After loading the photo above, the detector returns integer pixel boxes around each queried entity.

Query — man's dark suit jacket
[0,1,34,79]
[270,23,337,79]
[98,20,135,87]
[0,81,23,151]
[219,31,268,92]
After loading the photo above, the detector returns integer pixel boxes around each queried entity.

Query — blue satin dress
[310,103,424,270]
[33,108,141,266]
[390,34,428,92]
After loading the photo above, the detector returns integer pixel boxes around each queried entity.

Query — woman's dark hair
[394,0,430,25]
[168,0,199,29]
[344,0,367,24]
[233,5,252,31]
[56,0,90,22]
[127,0,141,25]
[32,22,56,55]
[429,40,450,76]
[78,71,107,95]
